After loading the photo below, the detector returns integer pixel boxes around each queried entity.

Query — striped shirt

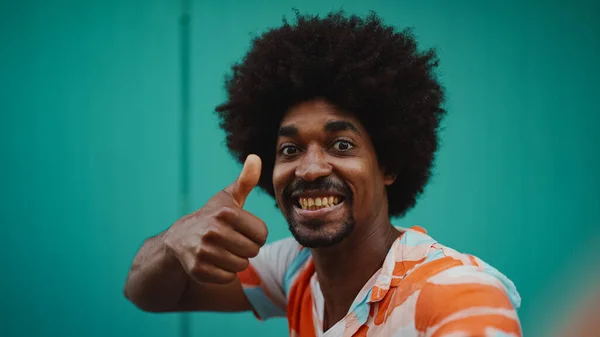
[237,226,522,336]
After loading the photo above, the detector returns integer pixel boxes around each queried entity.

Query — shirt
[237,226,522,337]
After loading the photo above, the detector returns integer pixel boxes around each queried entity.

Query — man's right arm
[123,232,251,313]
[123,155,267,313]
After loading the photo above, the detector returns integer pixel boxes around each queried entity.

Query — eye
[281,145,300,156]
[332,139,354,152]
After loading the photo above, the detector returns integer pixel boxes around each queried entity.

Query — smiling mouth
[296,195,344,210]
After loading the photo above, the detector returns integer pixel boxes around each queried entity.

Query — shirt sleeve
[237,237,302,320]
[415,265,523,337]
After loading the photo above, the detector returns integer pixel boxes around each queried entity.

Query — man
[124,11,522,336]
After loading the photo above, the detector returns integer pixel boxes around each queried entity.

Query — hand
[163,154,268,284]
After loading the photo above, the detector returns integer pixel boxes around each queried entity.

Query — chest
[286,272,420,337]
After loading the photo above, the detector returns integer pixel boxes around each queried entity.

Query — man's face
[272,98,395,248]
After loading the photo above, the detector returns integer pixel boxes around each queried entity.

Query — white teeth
[299,196,342,210]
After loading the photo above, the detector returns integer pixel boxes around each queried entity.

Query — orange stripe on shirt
[392,257,427,279]
[238,264,262,286]
[287,261,316,337]
[371,256,463,303]
[411,226,428,234]
[428,314,522,337]
[374,257,463,325]
[468,254,479,267]
[354,324,369,337]
[415,282,516,332]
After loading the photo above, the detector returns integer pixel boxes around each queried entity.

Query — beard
[286,213,356,248]
[280,176,356,248]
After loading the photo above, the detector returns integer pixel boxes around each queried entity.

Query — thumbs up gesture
[163,154,268,284]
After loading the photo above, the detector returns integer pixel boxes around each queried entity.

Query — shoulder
[392,227,521,309]
[411,254,522,335]
[250,236,313,293]
[393,227,521,308]
[390,228,522,335]
[427,241,521,311]
[237,237,308,320]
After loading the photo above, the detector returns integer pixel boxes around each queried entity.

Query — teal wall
[1,1,181,336]
[2,1,599,336]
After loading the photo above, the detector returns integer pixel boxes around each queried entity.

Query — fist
[163,154,268,284]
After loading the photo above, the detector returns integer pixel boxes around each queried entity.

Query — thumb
[225,154,262,207]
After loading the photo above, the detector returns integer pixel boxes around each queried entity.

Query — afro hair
[215,10,446,218]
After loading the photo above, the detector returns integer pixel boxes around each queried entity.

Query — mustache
[283,176,352,199]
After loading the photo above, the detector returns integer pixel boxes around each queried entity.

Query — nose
[295,144,332,182]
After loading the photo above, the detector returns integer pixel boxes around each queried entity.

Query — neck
[310,216,401,331]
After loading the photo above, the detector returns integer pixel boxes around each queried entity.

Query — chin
[280,192,356,248]
[287,218,355,248]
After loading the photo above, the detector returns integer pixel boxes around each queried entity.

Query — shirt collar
[368,225,438,303]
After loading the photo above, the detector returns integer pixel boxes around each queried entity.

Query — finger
[199,244,250,273]
[218,207,268,247]
[189,262,237,285]
[223,154,262,208]
[208,224,262,258]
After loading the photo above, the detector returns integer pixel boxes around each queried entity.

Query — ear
[383,169,397,186]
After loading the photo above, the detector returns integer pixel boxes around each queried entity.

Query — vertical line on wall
[179,0,191,336]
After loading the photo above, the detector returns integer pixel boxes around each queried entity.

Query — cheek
[341,159,385,205]
[338,160,374,197]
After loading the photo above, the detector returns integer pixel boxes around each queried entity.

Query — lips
[285,177,351,219]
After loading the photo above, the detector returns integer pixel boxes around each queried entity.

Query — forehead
[279,98,364,131]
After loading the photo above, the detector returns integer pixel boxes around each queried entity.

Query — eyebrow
[278,125,298,137]
[277,120,360,138]
[324,120,360,135]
